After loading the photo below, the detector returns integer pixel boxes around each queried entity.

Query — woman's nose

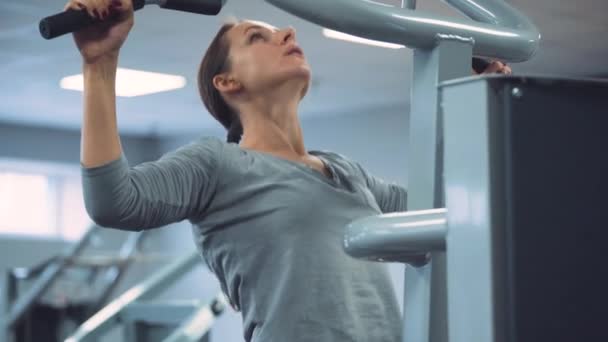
[279,27,296,45]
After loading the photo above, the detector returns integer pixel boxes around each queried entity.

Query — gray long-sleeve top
[82,136,407,342]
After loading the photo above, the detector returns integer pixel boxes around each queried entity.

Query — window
[0,158,92,241]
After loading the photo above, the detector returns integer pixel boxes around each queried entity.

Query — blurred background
[1,0,607,341]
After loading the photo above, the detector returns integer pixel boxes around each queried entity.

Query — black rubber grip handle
[39,0,145,40]
[160,0,224,15]
[472,57,491,74]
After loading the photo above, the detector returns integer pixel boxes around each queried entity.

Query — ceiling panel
[0,0,606,136]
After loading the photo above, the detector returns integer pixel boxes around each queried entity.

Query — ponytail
[198,20,245,144]
[226,115,243,143]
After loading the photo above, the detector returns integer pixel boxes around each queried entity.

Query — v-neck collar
[239,147,338,186]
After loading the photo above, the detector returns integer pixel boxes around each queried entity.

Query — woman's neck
[238,95,307,157]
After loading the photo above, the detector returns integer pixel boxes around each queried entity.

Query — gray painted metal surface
[1,273,14,342]
[441,78,498,342]
[65,251,200,342]
[404,40,472,342]
[439,75,608,342]
[265,0,539,61]
[343,208,446,264]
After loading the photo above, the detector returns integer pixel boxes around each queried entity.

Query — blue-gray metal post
[403,0,416,10]
[440,77,507,342]
[1,272,14,342]
[406,39,472,342]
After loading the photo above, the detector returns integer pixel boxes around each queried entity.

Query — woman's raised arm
[82,137,223,230]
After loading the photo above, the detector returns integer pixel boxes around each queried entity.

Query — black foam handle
[472,57,491,74]
[39,0,146,40]
[160,0,224,15]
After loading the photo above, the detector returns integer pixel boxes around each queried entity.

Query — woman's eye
[249,33,264,43]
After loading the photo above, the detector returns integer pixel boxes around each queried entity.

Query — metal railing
[1,225,145,342]
[64,251,202,342]
[3,227,96,332]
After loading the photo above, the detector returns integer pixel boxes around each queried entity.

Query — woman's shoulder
[312,149,358,167]
[171,135,226,157]
[155,136,229,171]
[311,149,366,177]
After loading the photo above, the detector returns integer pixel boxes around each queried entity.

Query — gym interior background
[1,0,607,341]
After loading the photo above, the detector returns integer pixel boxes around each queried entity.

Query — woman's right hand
[64,0,134,64]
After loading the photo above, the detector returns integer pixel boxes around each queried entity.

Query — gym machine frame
[64,250,227,342]
[264,0,540,341]
[1,226,145,342]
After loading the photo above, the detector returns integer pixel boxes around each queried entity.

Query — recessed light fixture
[322,28,405,49]
[60,68,187,97]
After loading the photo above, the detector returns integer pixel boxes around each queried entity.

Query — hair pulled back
[198,21,243,143]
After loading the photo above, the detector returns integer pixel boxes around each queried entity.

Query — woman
[67,0,510,341]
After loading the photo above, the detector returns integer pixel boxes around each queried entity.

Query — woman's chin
[289,63,312,80]
[274,64,310,83]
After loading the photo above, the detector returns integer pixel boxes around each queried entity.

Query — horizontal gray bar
[344,209,447,264]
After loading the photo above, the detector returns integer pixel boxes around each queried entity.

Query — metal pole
[403,0,416,10]
[405,39,472,342]
[1,271,16,342]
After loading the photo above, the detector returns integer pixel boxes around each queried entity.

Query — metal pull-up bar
[265,0,540,61]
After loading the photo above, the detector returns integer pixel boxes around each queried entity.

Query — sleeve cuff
[81,154,129,177]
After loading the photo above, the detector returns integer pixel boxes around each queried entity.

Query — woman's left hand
[476,60,512,75]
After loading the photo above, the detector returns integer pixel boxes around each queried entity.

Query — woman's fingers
[481,61,512,75]
[483,61,504,74]
[63,0,86,12]
[63,0,116,20]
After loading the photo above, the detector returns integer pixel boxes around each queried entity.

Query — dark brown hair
[198,21,243,143]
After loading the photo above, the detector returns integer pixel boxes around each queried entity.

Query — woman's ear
[213,73,242,94]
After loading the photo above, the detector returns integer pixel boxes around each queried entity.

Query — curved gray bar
[344,209,447,265]
[265,0,540,62]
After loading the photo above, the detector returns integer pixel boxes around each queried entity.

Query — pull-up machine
[264,1,608,342]
[264,1,540,341]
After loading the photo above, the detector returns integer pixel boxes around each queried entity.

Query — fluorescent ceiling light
[60,68,187,97]
[322,28,404,49]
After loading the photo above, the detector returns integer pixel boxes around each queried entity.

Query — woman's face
[222,20,311,98]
